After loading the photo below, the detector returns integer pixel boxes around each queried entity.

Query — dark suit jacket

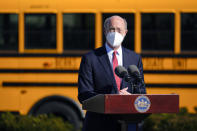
[78,46,146,131]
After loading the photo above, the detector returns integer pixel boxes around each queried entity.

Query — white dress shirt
[105,43,123,69]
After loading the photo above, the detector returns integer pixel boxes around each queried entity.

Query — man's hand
[119,87,131,95]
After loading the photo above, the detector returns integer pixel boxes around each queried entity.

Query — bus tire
[34,101,81,130]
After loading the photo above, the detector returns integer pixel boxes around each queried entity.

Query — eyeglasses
[108,27,125,33]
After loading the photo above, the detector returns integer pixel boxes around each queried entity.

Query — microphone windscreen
[128,65,140,76]
[115,66,128,78]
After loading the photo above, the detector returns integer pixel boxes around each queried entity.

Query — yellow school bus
[0,0,197,128]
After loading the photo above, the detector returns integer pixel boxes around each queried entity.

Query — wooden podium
[82,94,179,131]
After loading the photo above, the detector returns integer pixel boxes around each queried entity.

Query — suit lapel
[121,47,130,89]
[122,47,130,69]
[97,46,117,90]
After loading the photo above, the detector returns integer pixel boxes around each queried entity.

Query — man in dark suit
[78,15,146,131]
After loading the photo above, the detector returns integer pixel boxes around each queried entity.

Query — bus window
[181,13,197,52]
[102,13,134,50]
[63,14,95,50]
[0,14,18,51]
[141,13,174,52]
[25,14,56,49]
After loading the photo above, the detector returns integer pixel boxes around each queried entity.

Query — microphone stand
[130,81,134,94]
[127,75,145,94]
[123,76,135,94]
[128,80,139,94]
[135,75,145,94]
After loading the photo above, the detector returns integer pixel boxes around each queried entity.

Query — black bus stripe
[144,70,197,74]
[0,69,78,73]
[141,54,197,58]
[0,53,197,58]
[2,82,197,88]
[0,69,197,74]
[0,53,83,57]
[3,82,78,87]
[146,84,197,88]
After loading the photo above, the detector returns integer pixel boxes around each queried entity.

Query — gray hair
[104,15,127,32]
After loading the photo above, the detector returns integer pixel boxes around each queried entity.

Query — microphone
[115,66,130,82]
[115,65,144,94]
[128,65,145,94]
[128,65,140,76]
[127,65,142,83]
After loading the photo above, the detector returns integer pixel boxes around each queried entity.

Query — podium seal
[134,95,151,113]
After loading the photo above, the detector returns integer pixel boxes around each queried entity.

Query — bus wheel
[34,101,81,130]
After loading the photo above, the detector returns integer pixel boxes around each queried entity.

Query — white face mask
[106,32,124,48]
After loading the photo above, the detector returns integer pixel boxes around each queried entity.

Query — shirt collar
[105,43,122,56]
